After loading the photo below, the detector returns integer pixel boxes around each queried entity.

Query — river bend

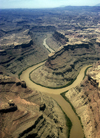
[20,38,89,138]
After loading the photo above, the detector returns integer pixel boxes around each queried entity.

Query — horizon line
[0,5,100,10]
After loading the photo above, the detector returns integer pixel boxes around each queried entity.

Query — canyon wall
[0,75,67,138]
[31,40,100,88]
[65,61,100,138]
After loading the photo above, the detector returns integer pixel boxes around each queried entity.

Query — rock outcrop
[0,75,67,138]
[53,31,69,45]
[0,30,32,49]
[88,61,100,89]
[0,7,100,77]
[0,100,17,113]
[65,61,100,138]
[0,29,49,76]
[30,40,100,88]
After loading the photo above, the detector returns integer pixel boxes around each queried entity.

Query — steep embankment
[46,31,69,51]
[0,30,49,76]
[65,61,100,138]
[0,75,67,138]
[53,31,69,45]
[30,40,100,88]
[20,60,92,138]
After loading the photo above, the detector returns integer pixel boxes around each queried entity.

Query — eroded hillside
[0,29,49,76]
[30,39,100,88]
[0,7,100,138]
[0,7,100,77]
[65,61,100,138]
[0,75,67,138]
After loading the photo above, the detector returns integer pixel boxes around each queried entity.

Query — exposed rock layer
[0,7,100,76]
[31,40,100,87]
[65,61,100,138]
[0,30,49,76]
[53,31,69,45]
[0,75,67,138]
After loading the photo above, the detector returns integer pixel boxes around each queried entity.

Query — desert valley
[0,6,100,138]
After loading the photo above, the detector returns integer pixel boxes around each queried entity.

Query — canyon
[0,6,100,138]
[30,39,100,88]
[0,75,67,138]
[65,61,100,138]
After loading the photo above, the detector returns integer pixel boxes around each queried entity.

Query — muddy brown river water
[20,38,90,138]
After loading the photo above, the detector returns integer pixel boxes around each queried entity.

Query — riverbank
[43,38,55,53]
[20,64,91,94]
[20,38,91,138]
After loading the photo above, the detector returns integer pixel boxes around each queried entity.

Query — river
[20,38,89,138]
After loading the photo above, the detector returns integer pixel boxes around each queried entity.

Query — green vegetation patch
[53,98,72,138]
[29,64,91,89]
[29,68,77,89]
[60,91,86,138]
[18,59,47,79]
[83,65,92,80]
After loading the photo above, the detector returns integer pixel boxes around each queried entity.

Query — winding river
[20,38,90,138]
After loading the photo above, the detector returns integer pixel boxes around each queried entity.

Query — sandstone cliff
[53,31,69,45]
[30,40,100,88]
[0,30,49,76]
[0,7,100,77]
[65,61,100,138]
[0,75,67,138]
